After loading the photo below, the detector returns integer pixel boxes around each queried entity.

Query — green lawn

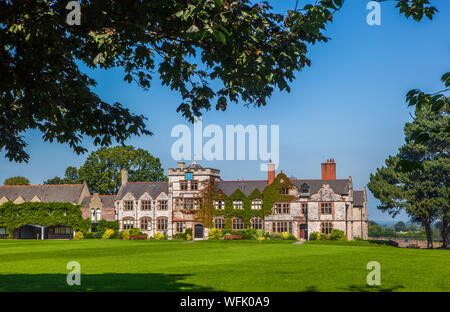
[0,240,448,292]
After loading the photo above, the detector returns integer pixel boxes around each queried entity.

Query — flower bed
[130,235,148,240]
[223,234,243,240]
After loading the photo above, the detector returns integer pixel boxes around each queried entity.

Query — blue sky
[1,1,449,224]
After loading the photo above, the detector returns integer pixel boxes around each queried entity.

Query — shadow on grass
[341,284,405,292]
[0,273,215,292]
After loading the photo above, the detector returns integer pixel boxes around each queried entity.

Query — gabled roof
[216,180,267,197]
[117,182,168,199]
[81,195,117,208]
[0,184,86,204]
[291,179,350,196]
[353,190,364,207]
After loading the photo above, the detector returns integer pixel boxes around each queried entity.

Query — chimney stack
[321,159,336,180]
[268,160,275,185]
[177,161,185,169]
[121,168,128,186]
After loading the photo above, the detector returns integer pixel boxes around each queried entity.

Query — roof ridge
[127,181,168,184]
[0,184,84,187]
[218,180,267,182]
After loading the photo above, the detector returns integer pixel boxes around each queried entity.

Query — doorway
[194,224,204,239]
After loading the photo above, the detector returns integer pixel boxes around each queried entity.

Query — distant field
[0,240,448,292]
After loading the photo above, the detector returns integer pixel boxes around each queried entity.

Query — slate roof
[81,195,117,208]
[0,184,86,204]
[353,190,364,207]
[291,179,350,196]
[215,179,350,197]
[117,182,169,199]
[216,180,267,196]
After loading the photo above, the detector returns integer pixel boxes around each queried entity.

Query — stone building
[0,183,90,239]
[115,159,368,240]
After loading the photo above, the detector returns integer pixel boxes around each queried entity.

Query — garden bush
[208,228,223,240]
[94,231,104,239]
[97,220,119,233]
[329,229,347,241]
[153,232,166,240]
[129,228,142,236]
[73,231,84,240]
[309,232,319,241]
[102,229,115,239]
[83,232,94,239]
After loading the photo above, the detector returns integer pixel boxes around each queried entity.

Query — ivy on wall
[0,202,91,237]
[208,173,297,230]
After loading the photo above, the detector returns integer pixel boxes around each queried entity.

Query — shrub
[129,228,142,236]
[329,229,347,241]
[153,232,166,240]
[309,232,320,241]
[97,220,119,233]
[320,233,329,241]
[83,232,94,239]
[94,231,104,239]
[286,234,297,241]
[208,228,223,240]
[173,233,187,240]
[73,231,84,240]
[281,232,290,240]
[269,233,283,240]
[121,231,130,240]
[185,228,193,237]
[102,229,115,239]
[223,234,243,240]
[186,233,192,241]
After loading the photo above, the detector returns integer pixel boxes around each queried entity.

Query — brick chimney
[121,168,128,186]
[321,159,336,180]
[268,160,275,185]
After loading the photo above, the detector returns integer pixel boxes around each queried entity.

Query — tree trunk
[424,221,433,249]
[441,219,450,249]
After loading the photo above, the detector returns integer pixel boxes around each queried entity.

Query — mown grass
[0,239,448,292]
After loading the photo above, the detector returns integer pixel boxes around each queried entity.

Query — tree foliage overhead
[0,0,438,162]
[3,176,30,185]
[368,103,449,248]
[44,146,167,194]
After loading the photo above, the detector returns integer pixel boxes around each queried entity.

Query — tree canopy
[368,102,449,248]
[0,0,439,162]
[3,176,30,185]
[44,146,167,194]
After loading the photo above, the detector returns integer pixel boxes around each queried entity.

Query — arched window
[140,217,151,231]
[96,208,101,221]
[251,217,263,230]
[157,217,168,231]
[91,208,95,221]
[122,217,135,230]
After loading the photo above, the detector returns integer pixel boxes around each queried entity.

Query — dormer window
[300,183,310,197]
[280,188,289,195]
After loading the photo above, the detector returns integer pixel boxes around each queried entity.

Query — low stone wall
[369,237,443,249]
